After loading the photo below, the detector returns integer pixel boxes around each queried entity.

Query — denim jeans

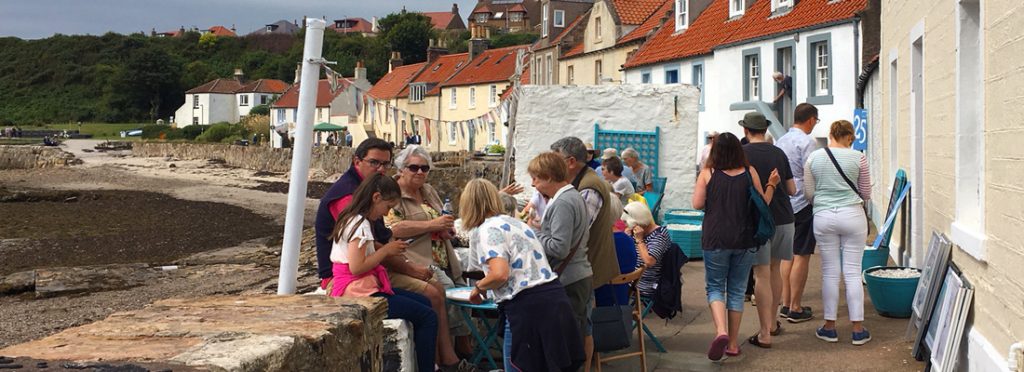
[703,248,756,312]
[375,288,437,372]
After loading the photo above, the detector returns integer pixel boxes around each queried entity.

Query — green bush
[181,125,205,140]
[249,104,270,116]
[195,122,248,143]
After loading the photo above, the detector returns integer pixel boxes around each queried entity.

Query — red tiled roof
[508,4,528,13]
[624,0,736,68]
[562,42,586,58]
[617,0,672,45]
[330,17,374,34]
[423,12,456,29]
[404,53,471,96]
[368,63,426,99]
[238,79,290,94]
[501,65,529,100]
[611,0,667,25]
[442,46,530,87]
[472,5,493,14]
[186,79,244,94]
[272,79,350,108]
[206,26,236,37]
[720,0,866,45]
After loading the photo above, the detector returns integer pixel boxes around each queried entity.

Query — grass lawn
[19,123,148,140]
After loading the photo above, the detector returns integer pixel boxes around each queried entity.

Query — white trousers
[813,206,868,322]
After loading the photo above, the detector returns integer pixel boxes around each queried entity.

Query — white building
[623,0,872,147]
[173,70,289,127]
[270,64,371,148]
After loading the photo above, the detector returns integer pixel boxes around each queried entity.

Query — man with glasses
[314,138,396,292]
[774,103,820,324]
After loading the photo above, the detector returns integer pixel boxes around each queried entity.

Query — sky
[0,0,480,39]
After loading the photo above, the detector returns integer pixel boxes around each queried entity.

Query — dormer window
[510,12,523,22]
[771,0,794,12]
[266,25,274,33]
[476,13,489,23]
[410,84,426,103]
[675,0,688,31]
[730,0,745,18]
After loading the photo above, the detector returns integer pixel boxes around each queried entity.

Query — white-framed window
[266,25,274,33]
[665,69,679,84]
[730,0,745,18]
[488,121,497,143]
[675,0,688,31]
[193,116,199,125]
[239,95,249,106]
[692,62,705,111]
[448,122,458,145]
[744,51,760,101]
[771,0,793,12]
[535,57,542,84]
[554,10,565,27]
[511,12,523,22]
[469,87,477,108]
[595,17,602,40]
[476,13,488,23]
[542,3,549,37]
[192,95,199,109]
[952,0,986,260]
[489,85,497,107]
[449,87,457,109]
[567,65,575,85]
[595,60,603,83]
[641,72,651,84]
[410,84,425,103]
[815,42,830,96]
[546,55,553,85]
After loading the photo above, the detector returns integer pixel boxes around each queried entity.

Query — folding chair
[595,267,648,372]
[638,296,667,353]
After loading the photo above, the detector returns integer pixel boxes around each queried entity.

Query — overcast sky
[0,0,479,39]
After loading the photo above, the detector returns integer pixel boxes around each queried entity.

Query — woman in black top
[692,132,779,361]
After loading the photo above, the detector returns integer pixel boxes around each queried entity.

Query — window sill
[950,221,987,262]
[807,94,834,105]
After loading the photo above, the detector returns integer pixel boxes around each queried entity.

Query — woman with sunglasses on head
[384,145,477,371]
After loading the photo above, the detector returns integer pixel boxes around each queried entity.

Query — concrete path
[599,254,926,372]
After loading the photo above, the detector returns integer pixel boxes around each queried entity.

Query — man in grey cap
[740,112,798,348]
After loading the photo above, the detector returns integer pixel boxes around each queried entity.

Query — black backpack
[651,242,687,319]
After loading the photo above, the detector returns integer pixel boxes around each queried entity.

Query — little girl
[330,173,438,372]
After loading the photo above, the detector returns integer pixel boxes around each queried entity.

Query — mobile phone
[403,238,415,244]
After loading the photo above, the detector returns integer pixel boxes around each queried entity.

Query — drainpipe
[277,18,325,295]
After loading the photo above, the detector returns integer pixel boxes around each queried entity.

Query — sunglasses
[406,164,431,173]
[362,158,391,168]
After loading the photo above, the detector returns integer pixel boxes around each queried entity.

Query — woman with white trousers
[804,120,873,346]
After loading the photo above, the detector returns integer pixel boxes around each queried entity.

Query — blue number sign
[853,109,868,151]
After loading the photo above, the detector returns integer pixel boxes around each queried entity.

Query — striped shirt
[635,226,672,297]
[804,147,871,214]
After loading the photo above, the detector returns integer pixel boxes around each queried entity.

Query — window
[542,3,549,37]
[535,57,542,84]
[692,62,705,111]
[469,87,477,108]
[511,12,523,22]
[771,0,793,12]
[266,25,274,33]
[410,84,425,103]
[260,95,269,105]
[595,60,603,84]
[276,109,285,124]
[193,117,199,125]
[806,34,833,104]
[665,69,679,84]
[450,88,457,109]
[567,65,575,85]
[239,95,249,106]
[730,0,745,18]
[489,85,498,107]
[476,13,488,23]
[449,122,458,145]
[953,0,986,260]
[546,55,553,85]
[595,17,602,40]
[554,10,565,27]
[192,95,199,109]
[743,48,760,101]
[641,71,651,84]
[488,121,497,143]
[675,0,688,31]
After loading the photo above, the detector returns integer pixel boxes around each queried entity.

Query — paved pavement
[600,254,926,372]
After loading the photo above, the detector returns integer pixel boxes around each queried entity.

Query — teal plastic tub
[664,209,704,225]
[666,223,702,260]
[862,246,890,272]
[863,266,921,318]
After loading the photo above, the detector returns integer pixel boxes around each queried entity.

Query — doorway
[775,41,796,129]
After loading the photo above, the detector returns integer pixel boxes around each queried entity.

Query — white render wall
[624,22,859,150]
[515,84,700,214]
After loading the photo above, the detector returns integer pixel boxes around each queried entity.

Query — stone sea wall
[0,145,80,169]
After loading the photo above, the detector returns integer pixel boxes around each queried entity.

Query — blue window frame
[692,60,705,111]
[665,68,679,84]
[742,47,761,101]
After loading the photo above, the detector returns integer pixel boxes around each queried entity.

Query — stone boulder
[34,263,164,298]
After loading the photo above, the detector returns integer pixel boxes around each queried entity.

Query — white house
[270,64,371,148]
[236,79,289,118]
[623,0,871,150]
[173,70,289,127]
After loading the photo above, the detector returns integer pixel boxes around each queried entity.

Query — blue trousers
[703,249,755,312]
[376,288,437,372]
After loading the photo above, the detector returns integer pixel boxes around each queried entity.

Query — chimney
[371,17,380,33]
[294,63,302,84]
[150,28,156,37]
[231,24,236,33]
[452,3,459,14]
[179,25,185,35]
[234,68,245,83]
[355,61,367,82]
[469,26,490,61]
[427,39,449,64]
[389,52,404,73]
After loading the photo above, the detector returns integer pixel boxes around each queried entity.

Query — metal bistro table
[446,287,501,370]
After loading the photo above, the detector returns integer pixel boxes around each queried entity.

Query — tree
[378,12,435,64]
[249,104,270,116]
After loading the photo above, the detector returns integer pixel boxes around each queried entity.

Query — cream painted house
[558,0,669,85]
[875,0,1024,370]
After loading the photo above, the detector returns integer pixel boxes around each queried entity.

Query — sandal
[707,334,730,361]
[747,334,772,349]
[771,320,783,336]
[725,347,742,356]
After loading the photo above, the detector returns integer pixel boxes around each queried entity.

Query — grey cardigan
[538,187,593,286]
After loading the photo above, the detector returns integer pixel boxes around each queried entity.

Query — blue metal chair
[637,296,667,353]
[446,288,501,370]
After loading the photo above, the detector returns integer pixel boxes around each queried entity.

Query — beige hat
[621,201,653,228]
[601,148,618,160]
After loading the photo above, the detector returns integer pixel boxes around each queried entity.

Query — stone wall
[0,145,79,169]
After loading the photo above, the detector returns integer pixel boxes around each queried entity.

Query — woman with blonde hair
[804,120,873,345]
[461,178,584,372]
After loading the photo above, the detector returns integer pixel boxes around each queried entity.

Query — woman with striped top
[804,120,873,346]
[621,201,671,297]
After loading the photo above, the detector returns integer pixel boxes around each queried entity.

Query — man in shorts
[740,112,798,347]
